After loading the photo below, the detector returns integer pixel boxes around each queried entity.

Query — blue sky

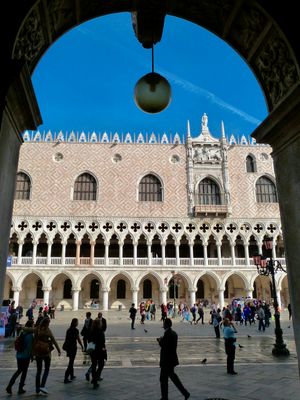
[32,12,267,140]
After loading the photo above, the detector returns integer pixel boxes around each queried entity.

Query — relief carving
[193,146,222,164]
[254,30,299,107]
[13,9,45,62]
[229,4,267,55]
[47,0,74,37]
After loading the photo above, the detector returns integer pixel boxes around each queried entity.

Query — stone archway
[1,0,300,374]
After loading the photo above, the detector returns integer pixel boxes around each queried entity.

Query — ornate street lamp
[252,236,289,356]
[169,270,180,318]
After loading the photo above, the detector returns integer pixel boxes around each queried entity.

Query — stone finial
[201,113,209,133]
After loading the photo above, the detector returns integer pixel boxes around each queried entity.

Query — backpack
[14,332,25,353]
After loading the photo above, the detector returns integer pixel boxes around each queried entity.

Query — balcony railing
[9,256,287,269]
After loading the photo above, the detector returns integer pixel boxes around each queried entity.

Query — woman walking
[222,317,238,375]
[32,317,61,394]
[6,320,34,395]
[63,318,84,383]
[89,319,107,389]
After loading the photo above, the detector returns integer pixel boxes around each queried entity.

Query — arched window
[36,279,43,299]
[169,279,179,299]
[143,279,152,299]
[256,176,278,203]
[139,174,162,202]
[198,178,221,205]
[15,172,31,200]
[63,279,72,299]
[90,279,100,299]
[117,279,126,299]
[196,279,204,299]
[246,155,256,172]
[74,173,96,200]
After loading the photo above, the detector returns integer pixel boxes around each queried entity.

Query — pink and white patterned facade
[5,115,289,310]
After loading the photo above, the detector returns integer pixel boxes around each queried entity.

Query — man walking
[157,318,190,400]
[129,303,137,329]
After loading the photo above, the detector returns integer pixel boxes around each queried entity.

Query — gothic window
[63,279,72,299]
[196,279,204,299]
[139,174,162,202]
[246,155,256,172]
[143,279,152,299]
[198,178,221,205]
[90,279,100,299]
[256,176,278,203]
[15,172,31,200]
[117,279,126,299]
[73,173,96,200]
[36,279,43,299]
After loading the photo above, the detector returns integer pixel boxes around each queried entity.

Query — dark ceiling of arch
[8,0,300,112]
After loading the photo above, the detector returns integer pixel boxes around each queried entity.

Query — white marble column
[217,243,222,266]
[133,242,138,266]
[131,288,138,307]
[276,289,282,310]
[61,242,66,265]
[12,287,20,306]
[119,241,123,266]
[189,289,196,307]
[258,243,263,255]
[32,241,37,265]
[147,243,152,266]
[72,289,80,311]
[175,243,180,266]
[245,288,253,299]
[160,288,167,305]
[189,243,194,266]
[230,243,236,266]
[90,240,95,266]
[105,241,109,265]
[47,241,52,265]
[218,289,225,309]
[203,242,208,266]
[244,242,250,266]
[17,241,23,265]
[43,288,50,306]
[76,241,81,265]
[102,289,109,311]
[272,245,277,260]
[162,242,166,266]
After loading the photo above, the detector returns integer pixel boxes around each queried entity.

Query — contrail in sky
[158,68,262,125]
[78,26,261,126]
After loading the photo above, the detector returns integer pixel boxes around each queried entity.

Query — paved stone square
[1,309,299,399]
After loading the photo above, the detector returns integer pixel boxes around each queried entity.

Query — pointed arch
[138,173,163,202]
[73,172,97,201]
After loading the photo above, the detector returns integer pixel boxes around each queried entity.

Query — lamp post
[170,271,180,318]
[252,236,289,356]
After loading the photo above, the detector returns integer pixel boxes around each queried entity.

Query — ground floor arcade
[4,267,289,311]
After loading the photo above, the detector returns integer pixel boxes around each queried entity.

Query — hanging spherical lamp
[134,44,172,114]
[134,72,171,113]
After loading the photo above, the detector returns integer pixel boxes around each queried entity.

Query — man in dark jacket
[158,318,190,400]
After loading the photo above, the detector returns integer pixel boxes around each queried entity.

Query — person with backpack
[6,320,34,395]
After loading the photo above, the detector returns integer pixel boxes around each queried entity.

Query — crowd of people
[4,297,291,397]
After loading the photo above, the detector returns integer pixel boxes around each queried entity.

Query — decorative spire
[221,121,225,138]
[187,120,191,138]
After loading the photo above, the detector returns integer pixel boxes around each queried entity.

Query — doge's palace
[4,114,289,311]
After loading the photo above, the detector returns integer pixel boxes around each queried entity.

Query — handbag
[86,342,96,354]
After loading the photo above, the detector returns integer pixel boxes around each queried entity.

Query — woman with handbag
[31,317,61,394]
[62,318,84,383]
[89,318,107,389]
